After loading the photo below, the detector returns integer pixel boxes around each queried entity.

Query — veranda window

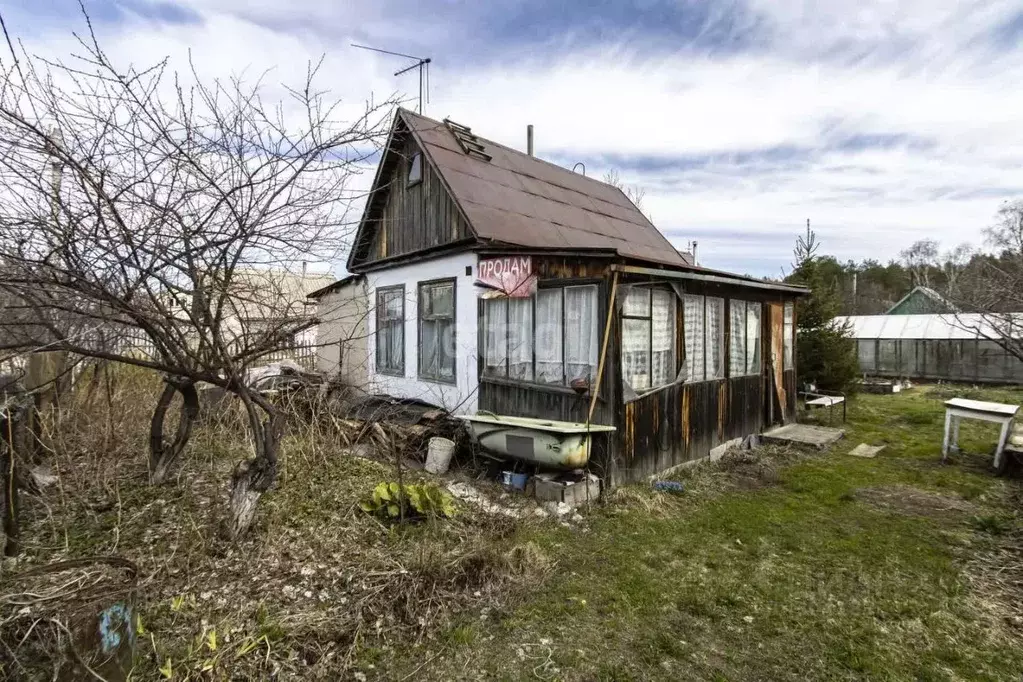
[684,294,725,382]
[375,285,404,376]
[622,286,675,392]
[483,284,598,386]
[418,280,455,382]
[729,300,762,377]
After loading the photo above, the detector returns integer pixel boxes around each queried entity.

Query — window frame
[417,277,457,384]
[729,299,763,378]
[480,281,600,390]
[407,152,423,187]
[375,284,405,377]
[622,284,677,393]
[783,301,795,371]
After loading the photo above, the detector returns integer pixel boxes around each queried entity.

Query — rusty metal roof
[400,110,693,268]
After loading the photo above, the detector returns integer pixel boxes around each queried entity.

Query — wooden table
[942,398,1019,469]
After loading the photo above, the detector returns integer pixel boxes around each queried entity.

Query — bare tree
[900,239,939,288]
[922,201,1023,363]
[0,16,396,538]
[603,168,647,215]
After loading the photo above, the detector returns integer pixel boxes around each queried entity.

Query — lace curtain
[729,300,746,376]
[746,303,761,374]
[508,298,533,380]
[535,289,563,384]
[565,285,598,383]
[705,297,725,380]
[651,289,674,387]
[483,298,506,377]
[683,294,704,382]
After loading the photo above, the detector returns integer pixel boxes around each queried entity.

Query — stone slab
[848,443,886,458]
[762,423,845,450]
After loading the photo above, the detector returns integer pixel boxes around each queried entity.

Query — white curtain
[565,285,598,384]
[421,318,439,376]
[623,286,649,316]
[535,289,563,384]
[623,317,650,391]
[684,294,704,382]
[650,289,674,387]
[729,300,746,376]
[622,287,650,391]
[706,297,725,380]
[508,298,533,380]
[483,298,507,377]
[746,303,761,374]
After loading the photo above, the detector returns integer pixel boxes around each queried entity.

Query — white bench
[802,391,846,424]
[942,398,1019,469]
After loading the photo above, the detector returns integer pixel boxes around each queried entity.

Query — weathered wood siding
[616,375,764,482]
[478,263,802,485]
[356,132,472,265]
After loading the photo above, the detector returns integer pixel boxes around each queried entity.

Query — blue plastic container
[501,471,530,491]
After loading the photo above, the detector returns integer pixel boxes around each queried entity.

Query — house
[836,313,1023,383]
[145,267,335,366]
[885,286,957,315]
[314,108,806,484]
[308,274,369,387]
[222,268,335,348]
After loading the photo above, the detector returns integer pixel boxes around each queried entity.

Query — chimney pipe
[527,124,534,157]
[691,240,698,266]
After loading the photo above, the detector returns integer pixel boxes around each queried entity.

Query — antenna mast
[351,43,432,113]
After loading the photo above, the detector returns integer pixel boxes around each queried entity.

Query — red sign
[477,256,536,298]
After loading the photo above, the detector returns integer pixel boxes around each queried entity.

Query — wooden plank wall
[365,133,472,262]
[617,375,764,483]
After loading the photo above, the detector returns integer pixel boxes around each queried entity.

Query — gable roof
[354,109,693,269]
[885,286,957,315]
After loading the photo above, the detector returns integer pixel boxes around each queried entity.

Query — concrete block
[533,475,600,506]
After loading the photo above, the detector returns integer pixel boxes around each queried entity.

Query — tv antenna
[352,43,432,113]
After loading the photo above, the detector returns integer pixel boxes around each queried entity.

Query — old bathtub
[459,413,616,469]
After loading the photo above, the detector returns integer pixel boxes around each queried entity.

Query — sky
[4,0,1023,277]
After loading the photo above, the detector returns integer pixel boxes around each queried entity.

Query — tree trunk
[148,378,199,485]
[226,394,282,540]
[2,412,21,558]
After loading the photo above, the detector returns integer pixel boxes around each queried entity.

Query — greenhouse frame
[836,313,1023,384]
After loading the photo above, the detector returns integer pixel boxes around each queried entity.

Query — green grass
[385,386,1023,681]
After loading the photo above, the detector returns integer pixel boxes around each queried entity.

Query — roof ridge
[400,108,632,198]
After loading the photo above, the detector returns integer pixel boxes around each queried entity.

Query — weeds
[2,368,554,679]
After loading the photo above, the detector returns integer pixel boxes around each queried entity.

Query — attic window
[407,152,422,186]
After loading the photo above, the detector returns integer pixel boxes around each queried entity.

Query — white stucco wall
[366,251,482,414]
[314,277,369,386]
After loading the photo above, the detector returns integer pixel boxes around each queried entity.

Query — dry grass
[1,367,554,680]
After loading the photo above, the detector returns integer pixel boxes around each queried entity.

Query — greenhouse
[835,313,1023,384]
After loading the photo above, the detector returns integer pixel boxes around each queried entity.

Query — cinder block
[533,476,600,506]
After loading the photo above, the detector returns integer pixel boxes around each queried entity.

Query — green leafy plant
[360,482,457,521]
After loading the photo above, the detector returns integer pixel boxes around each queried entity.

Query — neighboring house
[885,286,957,315]
[317,108,806,484]
[308,274,369,387]
[223,268,335,347]
[837,313,1023,383]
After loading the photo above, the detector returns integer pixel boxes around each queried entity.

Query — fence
[116,332,318,370]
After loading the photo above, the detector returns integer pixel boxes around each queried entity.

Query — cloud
[6,0,1023,276]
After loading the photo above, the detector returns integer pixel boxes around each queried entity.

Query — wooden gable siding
[366,134,472,263]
